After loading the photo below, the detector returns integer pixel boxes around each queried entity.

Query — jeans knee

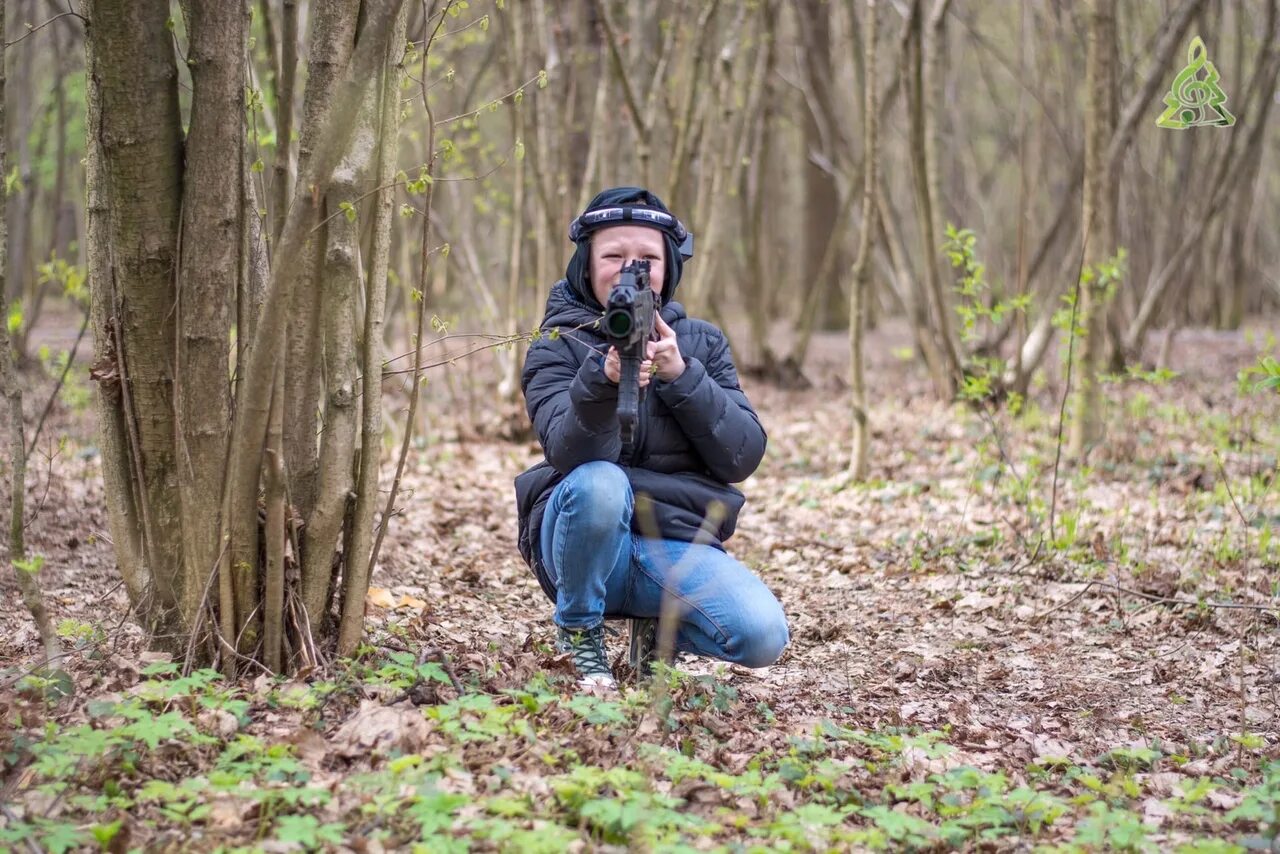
[728,604,789,668]
[561,461,632,530]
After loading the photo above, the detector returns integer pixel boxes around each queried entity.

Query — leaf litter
[1,322,1278,850]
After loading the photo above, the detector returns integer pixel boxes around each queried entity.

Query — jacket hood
[565,186,688,307]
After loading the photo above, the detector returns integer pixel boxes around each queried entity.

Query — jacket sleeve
[653,326,766,483]
[522,339,622,474]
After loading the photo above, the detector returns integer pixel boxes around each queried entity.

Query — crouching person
[514,186,788,689]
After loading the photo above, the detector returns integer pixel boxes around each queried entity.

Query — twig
[21,437,64,532]
[1211,453,1259,764]
[432,71,545,127]
[180,538,231,677]
[3,10,84,47]
[1034,578,1280,621]
[1047,213,1094,541]
[26,308,89,457]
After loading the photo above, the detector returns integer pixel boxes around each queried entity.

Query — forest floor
[1,313,1278,852]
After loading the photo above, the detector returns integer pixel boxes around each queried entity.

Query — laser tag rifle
[603,260,656,446]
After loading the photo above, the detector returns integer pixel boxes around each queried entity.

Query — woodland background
[0,0,1278,850]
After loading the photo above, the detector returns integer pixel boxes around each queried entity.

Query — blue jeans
[539,461,789,668]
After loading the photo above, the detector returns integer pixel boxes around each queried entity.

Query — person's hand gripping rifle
[603,260,657,446]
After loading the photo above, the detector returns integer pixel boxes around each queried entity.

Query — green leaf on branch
[7,299,23,335]
[14,554,45,575]
[339,201,357,223]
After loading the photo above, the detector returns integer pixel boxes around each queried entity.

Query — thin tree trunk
[905,0,959,398]
[337,4,408,656]
[923,0,953,269]
[848,0,879,480]
[7,0,33,308]
[1069,0,1117,458]
[1,0,59,667]
[664,1,720,208]
[795,0,844,329]
[591,0,650,187]
[1123,0,1279,353]
[177,0,241,641]
[223,0,408,658]
[272,0,300,244]
[300,70,380,639]
[498,6,526,401]
[263,364,285,672]
[284,0,360,528]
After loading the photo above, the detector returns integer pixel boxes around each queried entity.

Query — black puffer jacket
[515,279,767,601]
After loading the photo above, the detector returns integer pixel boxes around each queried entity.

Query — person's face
[588,225,666,306]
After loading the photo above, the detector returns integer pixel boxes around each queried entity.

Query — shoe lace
[567,625,611,676]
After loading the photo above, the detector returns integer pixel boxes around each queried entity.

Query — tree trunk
[285,0,360,528]
[176,0,242,642]
[796,0,844,330]
[272,0,299,245]
[848,0,879,480]
[337,3,408,656]
[1123,0,1279,353]
[84,0,187,646]
[300,32,384,640]
[1069,0,1117,459]
[85,0,411,671]
[1,0,60,667]
[905,0,959,398]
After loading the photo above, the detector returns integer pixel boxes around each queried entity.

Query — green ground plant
[3,646,1277,851]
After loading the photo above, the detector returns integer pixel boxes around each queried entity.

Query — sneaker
[628,617,659,678]
[555,624,616,688]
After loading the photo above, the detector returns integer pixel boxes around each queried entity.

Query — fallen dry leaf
[333,700,431,758]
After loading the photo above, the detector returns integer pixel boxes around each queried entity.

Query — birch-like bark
[923,0,952,252]
[337,4,408,656]
[177,0,241,638]
[527,0,559,303]
[848,0,879,480]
